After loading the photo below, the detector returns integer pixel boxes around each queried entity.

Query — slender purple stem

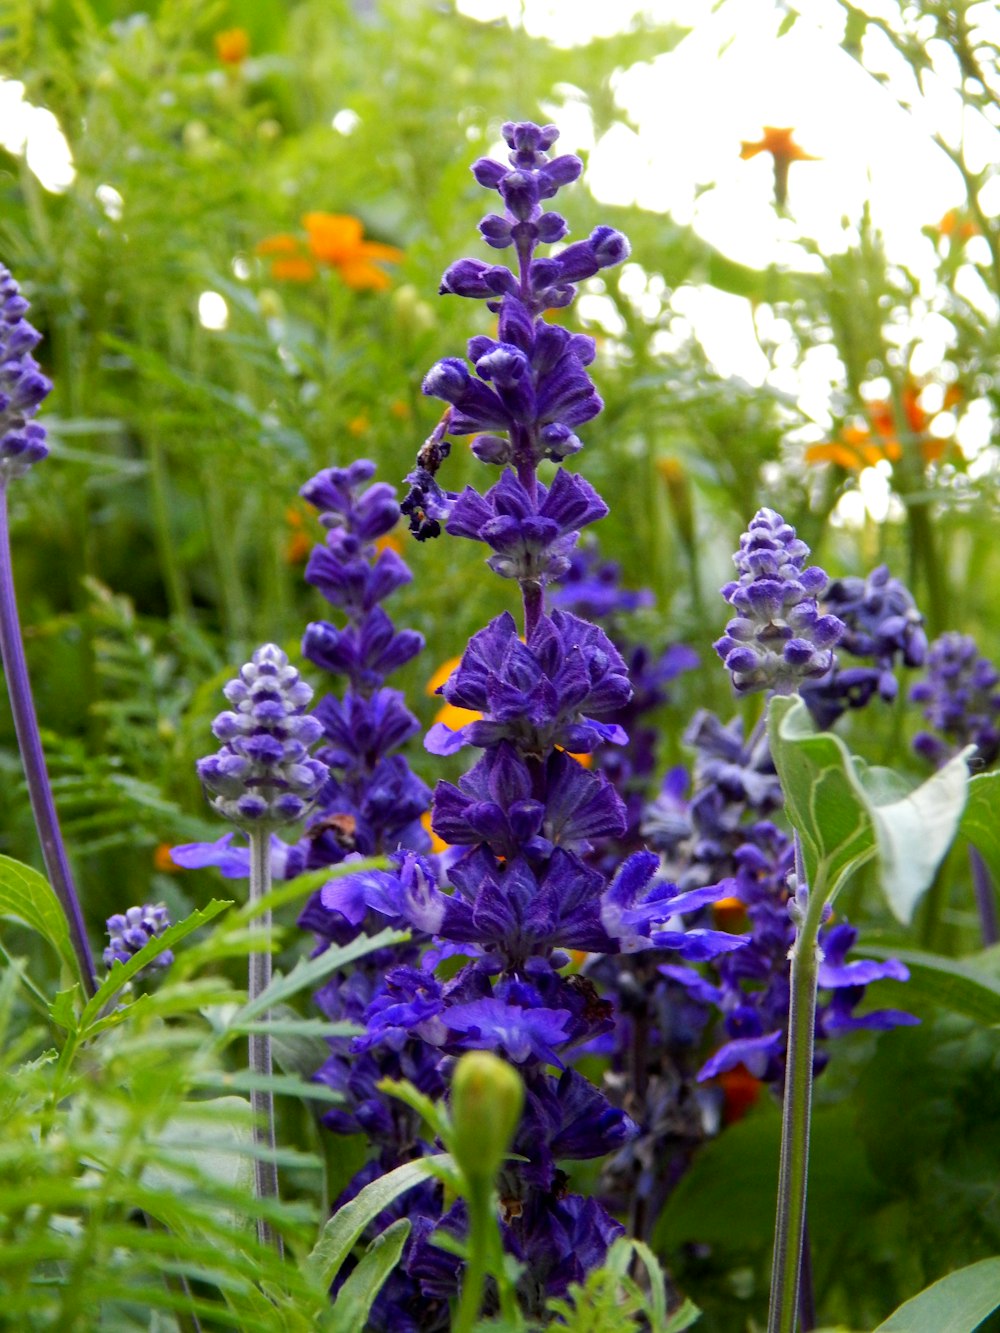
[970,844,999,946]
[0,484,96,994]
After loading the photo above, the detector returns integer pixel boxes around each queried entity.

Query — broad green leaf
[325,1218,411,1333]
[0,855,79,981]
[80,899,233,1031]
[305,1154,454,1289]
[856,945,1000,1025]
[873,1256,1000,1332]
[769,696,969,922]
[960,771,1000,884]
[233,926,409,1024]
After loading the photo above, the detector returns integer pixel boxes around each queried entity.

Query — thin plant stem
[248,826,283,1256]
[454,1176,507,1333]
[798,1217,815,1333]
[767,838,826,1333]
[0,484,97,995]
[969,845,999,947]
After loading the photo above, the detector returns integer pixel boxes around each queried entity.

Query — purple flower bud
[104,903,173,972]
[0,265,50,481]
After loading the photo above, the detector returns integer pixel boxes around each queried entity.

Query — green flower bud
[450,1051,524,1184]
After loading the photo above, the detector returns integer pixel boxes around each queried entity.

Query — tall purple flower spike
[0,264,51,481]
[197,644,328,826]
[323,121,748,1324]
[715,507,844,695]
[0,265,96,992]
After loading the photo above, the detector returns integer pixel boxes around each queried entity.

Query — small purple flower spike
[197,644,328,826]
[715,508,844,695]
[911,631,1000,768]
[104,903,173,970]
[0,265,51,482]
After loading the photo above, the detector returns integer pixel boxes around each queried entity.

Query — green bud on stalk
[450,1051,524,1184]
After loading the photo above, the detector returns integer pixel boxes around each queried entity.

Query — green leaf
[192,1070,345,1104]
[232,926,409,1024]
[79,899,233,1032]
[768,696,969,921]
[305,1154,454,1289]
[873,1256,1000,1332]
[0,854,79,981]
[855,945,1000,1025]
[325,1218,411,1333]
[960,771,1000,884]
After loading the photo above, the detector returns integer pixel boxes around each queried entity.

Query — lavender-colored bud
[0,265,51,482]
[422,358,470,403]
[716,508,845,695]
[478,214,513,249]
[470,433,512,465]
[499,169,540,220]
[197,644,328,827]
[537,212,569,243]
[471,157,507,190]
[104,903,173,971]
[439,258,495,299]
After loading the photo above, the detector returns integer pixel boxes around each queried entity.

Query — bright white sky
[3,0,997,519]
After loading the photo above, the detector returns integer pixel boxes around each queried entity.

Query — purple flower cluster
[320,122,744,1318]
[0,265,51,482]
[103,902,173,971]
[715,508,844,695]
[911,631,1000,769]
[803,564,927,729]
[196,644,327,827]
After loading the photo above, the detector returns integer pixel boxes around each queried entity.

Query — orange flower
[154,842,181,874]
[934,209,979,242]
[270,256,317,283]
[390,399,411,421]
[740,127,818,207]
[374,530,402,556]
[214,28,250,65]
[347,414,370,438]
[421,809,449,855]
[302,213,403,291]
[805,385,951,471]
[713,895,748,930]
[284,504,314,565]
[719,1064,764,1126]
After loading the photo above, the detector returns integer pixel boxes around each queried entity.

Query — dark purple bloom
[104,903,173,971]
[715,508,845,695]
[803,564,927,728]
[911,631,1000,768]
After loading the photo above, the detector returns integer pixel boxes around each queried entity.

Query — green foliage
[768,694,969,919]
[872,1257,1000,1333]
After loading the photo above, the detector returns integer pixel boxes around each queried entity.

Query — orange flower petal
[719,1064,764,1125]
[256,234,301,256]
[804,442,864,471]
[427,656,462,695]
[215,28,250,64]
[271,257,317,282]
[421,810,449,855]
[154,842,182,873]
[337,260,393,291]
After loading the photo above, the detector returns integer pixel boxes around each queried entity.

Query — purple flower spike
[104,902,173,971]
[715,508,845,695]
[0,265,51,481]
[911,631,1000,768]
[197,644,328,827]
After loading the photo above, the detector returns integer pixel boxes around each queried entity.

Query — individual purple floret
[103,903,173,970]
[715,508,844,695]
[0,264,51,482]
[196,644,327,826]
[802,564,927,729]
[911,631,1000,769]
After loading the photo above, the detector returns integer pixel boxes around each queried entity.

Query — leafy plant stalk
[0,483,96,994]
[248,825,282,1254]
[767,836,825,1333]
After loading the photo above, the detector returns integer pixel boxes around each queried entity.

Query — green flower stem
[248,827,282,1255]
[767,846,827,1333]
[454,1176,500,1333]
[0,485,97,995]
